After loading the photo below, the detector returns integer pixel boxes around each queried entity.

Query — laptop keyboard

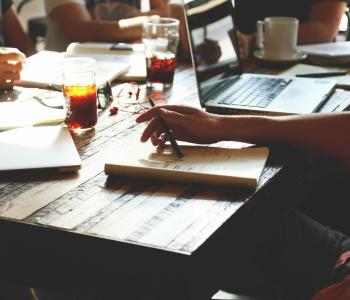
[218,77,292,108]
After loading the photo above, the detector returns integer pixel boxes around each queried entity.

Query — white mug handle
[256,20,264,49]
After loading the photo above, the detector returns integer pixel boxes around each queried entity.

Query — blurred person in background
[235,0,347,59]
[44,0,169,51]
[0,0,35,89]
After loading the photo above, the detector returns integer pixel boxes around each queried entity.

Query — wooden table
[0,65,308,299]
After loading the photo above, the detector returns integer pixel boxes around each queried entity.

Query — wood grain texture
[0,65,287,254]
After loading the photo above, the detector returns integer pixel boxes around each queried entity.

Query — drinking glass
[62,57,97,131]
[142,17,180,90]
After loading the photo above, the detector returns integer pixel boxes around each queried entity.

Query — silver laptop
[0,126,81,172]
[183,0,336,115]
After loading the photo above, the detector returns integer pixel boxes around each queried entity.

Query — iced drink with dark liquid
[142,17,179,90]
[146,53,176,87]
[62,57,97,131]
[64,85,97,130]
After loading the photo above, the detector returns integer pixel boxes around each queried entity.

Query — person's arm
[49,3,142,43]
[2,7,35,56]
[136,105,350,161]
[236,31,255,60]
[147,0,169,16]
[298,0,346,44]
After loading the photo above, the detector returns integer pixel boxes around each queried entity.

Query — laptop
[183,0,336,115]
[0,126,81,172]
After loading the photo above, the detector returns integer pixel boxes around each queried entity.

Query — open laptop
[183,0,336,115]
[0,126,81,172]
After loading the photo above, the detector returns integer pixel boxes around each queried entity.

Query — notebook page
[105,142,269,187]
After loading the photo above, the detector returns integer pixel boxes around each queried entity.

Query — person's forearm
[219,115,275,144]
[62,21,142,43]
[298,1,346,44]
[219,112,350,160]
[3,8,36,56]
[50,4,141,43]
[298,22,335,44]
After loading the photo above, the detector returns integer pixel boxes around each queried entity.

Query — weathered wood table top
[0,65,303,298]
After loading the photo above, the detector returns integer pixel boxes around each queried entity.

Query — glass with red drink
[63,57,97,131]
[142,17,179,90]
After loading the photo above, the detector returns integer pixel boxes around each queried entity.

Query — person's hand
[0,47,25,89]
[236,31,255,60]
[197,38,222,64]
[136,105,224,147]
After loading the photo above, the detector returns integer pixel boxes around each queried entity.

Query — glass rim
[63,56,96,72]
[144,17,179,27]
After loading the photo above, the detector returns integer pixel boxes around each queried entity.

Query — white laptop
[183,0,336,115]
[0,126,81,172]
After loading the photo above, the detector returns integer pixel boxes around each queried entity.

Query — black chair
[16,0,47,46]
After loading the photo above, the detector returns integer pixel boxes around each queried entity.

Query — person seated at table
[0,0,35,89]
[44,0,169,52]
[236,0,347,59]
[136,105,350,299]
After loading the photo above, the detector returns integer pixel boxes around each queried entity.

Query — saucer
[254,50,307,65]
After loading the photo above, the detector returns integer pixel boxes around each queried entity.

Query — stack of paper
[279,63,350,88]
[0,99,65,130]
[17,50,131,90]
[66,42,145,54]
[66,42,147,81]
[298,42,350,57]
[298,42,350,65]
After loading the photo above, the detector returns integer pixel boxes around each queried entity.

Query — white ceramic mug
[256,17,299,60]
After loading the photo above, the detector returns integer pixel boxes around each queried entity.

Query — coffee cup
[256,17,299,60]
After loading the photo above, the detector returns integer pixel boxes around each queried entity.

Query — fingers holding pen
[1,61,23,73]
[136,104,198,123]
[0,48,26,89]
[138,105,195,142]
[0,48,26,62]
[0,70,21,89]
[137,103,223,146]
[150,127,165,146]
[140,117,162,143]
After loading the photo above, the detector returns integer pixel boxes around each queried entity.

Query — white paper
[279,63,350,87]
[298,42,350,57]
[17,51,130,89]
[0,99,65,130]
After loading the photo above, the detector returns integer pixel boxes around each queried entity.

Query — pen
[295,71,347,78]
[149,98,184,158]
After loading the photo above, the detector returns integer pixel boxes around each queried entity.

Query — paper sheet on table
[66,42,145,54]
[279,64,350,88]
[0,99,65,130]
[17,51,130,89]
[66,43,147,81]
[298,42,350,57]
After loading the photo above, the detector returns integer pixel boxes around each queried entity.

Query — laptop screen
[184,0,241,104]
